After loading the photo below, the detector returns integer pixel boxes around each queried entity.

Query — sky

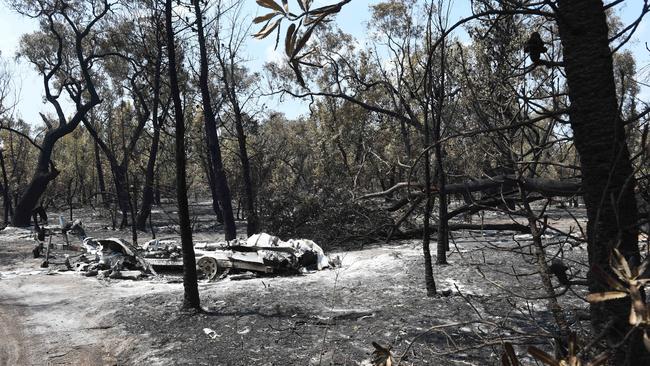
[0,0,648,126]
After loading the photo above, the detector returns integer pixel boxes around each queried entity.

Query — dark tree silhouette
[215,26,260,236]
[12,1,109,226]
[556,0,646,363]
[192,0,237,241]
[166,0,200,310]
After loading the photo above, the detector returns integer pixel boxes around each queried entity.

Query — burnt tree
[556,0,646,363]
[192,0,237,241]
[12,1,109,226]
[136,4,167,231]
[166,0,200,310]
[82,80,150,229]
[216,33,260,236]
[0,146,12,224]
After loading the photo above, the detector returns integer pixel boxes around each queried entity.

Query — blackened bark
[218,54,259,236]
[112,164,130,228]
[204,148,224,223]
[193,1,236,240]
[0,147,12,224]
[136,33,164,231]
[422,110,436,296]
[166,0,200,310]
[434,135,448,264]
[83,120,131,229]
[136,121,160,230]
[233,114,259,236]
[556,1,645,363]
[127,172,138,246]
[14,133,60,226]
[84,81,150,230]
[13,2,107,226]
[434,39,448,264]
[399,117,412,159]
[155,180,161,205]
[94,141,108,208]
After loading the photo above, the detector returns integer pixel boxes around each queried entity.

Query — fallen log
[445,195,546,220]
[447,223,531,233]
[359,175,582,200]
[393,223,531,239]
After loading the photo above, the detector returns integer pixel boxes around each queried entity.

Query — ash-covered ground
[0,203,598,365]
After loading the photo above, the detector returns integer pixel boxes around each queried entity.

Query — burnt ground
[0,203,602,365]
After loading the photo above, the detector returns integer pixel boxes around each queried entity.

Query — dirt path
[0,267,182,366]
[0,297,27,365]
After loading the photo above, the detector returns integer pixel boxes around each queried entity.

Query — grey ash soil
[0,204,596,365]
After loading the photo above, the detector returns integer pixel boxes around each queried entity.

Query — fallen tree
[359,175,582,202]
[392,223,532,239]
[359,175,581,242]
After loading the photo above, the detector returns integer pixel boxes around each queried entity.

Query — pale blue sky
[0,0,648,126]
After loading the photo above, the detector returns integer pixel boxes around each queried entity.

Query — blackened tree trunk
[233,113,259,236]
[127,170,138,246]
[84,79,150,230]
[192,1,236,240]
[12,1,108,227]
[136,32,164,231]
[94,140,108,208]
[203,151,224,223]
[0,147,12,224]
[14,131,64,226]
[434,38,448,265]
[136,118,161,230]
[218,53,259,236]
[434,131,448,264]
[166,0,200,310]
[422,112,436,296]
[112,164,130,228]
[155,180,161,205]
[83,120,131,229]
[556,1,645,363]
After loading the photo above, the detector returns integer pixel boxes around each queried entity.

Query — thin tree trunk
[83,117,131,228]
[434,37,448,264]
[110,162,130,229]
[155,179,161,205]
[94,140,108,208]
[0,147,12,225]
[136,33,164,231]
[203,148,224,223]
[556,1,645,363]
[193,1,236,240]
[166,0,200,310]
[83,112,146,230]
[422,106,436,296]
[136,124,160,230]
[422,164,437,296]
[219,54,259,235]
[399,117,412,159]
[128,173,138,246]
[235,120,259,236]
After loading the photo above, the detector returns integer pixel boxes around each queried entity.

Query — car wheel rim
[198,258,219,280]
